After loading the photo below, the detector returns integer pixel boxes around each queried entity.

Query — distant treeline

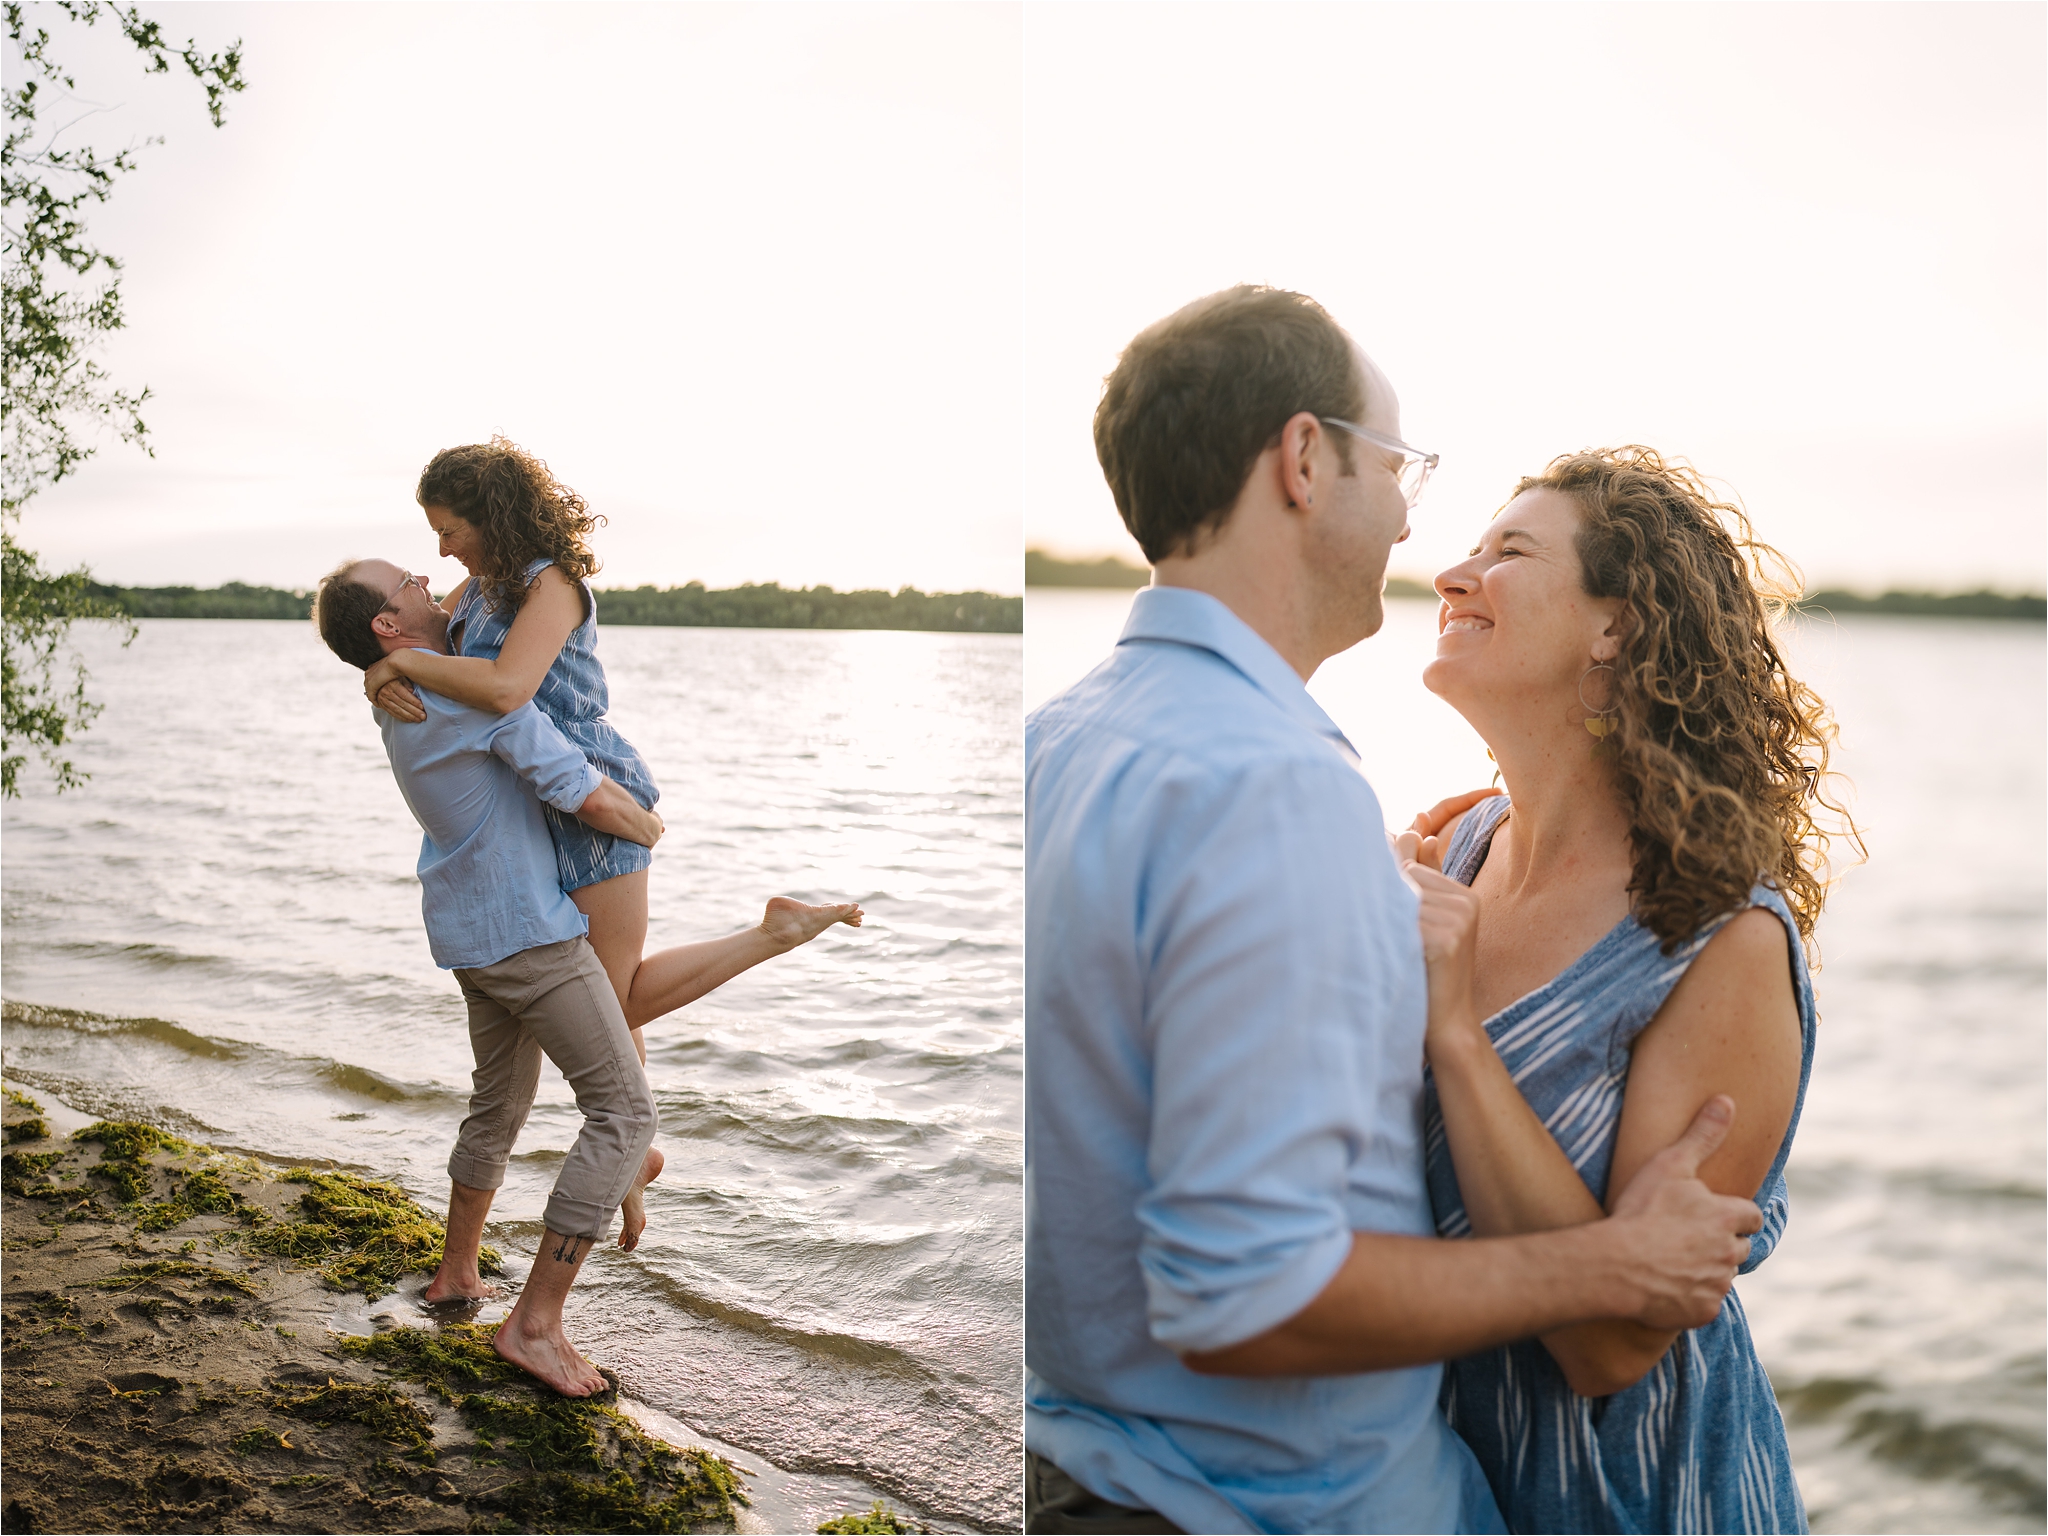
[87,580,310,619]
[1025,550,1148,588]
[1024,554,2044,619]
[1026,550,1434,601]
[1793,588,2045,621]
[86,580,1022,633]
[592,583,1020,633]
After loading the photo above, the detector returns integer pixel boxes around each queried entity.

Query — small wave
[316,1060,434,1104]
[3,998,464,1110]
[2,1000,246,1061]
[1788,1160,2047,1205]
[47,938,247,976]
[626,1264,942,1381]
[0,1065,221,1140]
[1843,1404,2045,1517]
[1779,1370,2047,1518]
[665,1100,935,1161]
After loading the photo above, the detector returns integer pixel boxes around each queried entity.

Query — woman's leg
[568,874,864,1250]
[616,897,864,1026]
[571,872,863,1033]
[568,870,652,1058]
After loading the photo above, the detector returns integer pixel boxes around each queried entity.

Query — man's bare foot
[761,896,863,951]
[618,1145,666,1252]
[422,1272,505,1307]
[492,1309,609,1397]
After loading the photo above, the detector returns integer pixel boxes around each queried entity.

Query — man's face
[357,559,450,653]
[1305,344,1413,648]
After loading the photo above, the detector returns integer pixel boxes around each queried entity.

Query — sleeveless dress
[449,558,660,891]
[1423,795,1812,1534]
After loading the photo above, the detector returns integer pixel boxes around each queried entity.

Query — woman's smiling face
[1422,487,1624,716]
[423,503,484,573]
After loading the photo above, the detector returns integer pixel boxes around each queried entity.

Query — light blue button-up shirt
[1025,587,1503,1535]
[375,667,602,970]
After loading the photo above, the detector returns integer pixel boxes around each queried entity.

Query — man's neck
[1151,507,1331,682]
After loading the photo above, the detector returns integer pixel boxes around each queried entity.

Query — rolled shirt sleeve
[485,703,603,814]
[1136,752,1422,1355]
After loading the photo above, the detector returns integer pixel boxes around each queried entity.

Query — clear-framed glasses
[1319,417,1439,509]
[385,570,430,606]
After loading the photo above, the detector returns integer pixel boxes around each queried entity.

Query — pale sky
[13,2,1024,594]
[11,4,2042,598]
[1023,2,2046,594]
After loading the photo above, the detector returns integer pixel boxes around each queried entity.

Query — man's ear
[369,609,402,639]
[1277,411,1323,511]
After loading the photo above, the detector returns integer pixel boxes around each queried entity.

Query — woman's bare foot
[492,1308,609,1397]
[617,1145,666,1252]
[761,897,863,951]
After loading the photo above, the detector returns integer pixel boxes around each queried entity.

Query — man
[314,557,854,1396]
[1024,287,1763,1533]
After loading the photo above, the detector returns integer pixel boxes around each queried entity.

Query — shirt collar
[1119,585,1360,761]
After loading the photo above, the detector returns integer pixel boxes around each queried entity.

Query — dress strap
[1444,794,1511,887]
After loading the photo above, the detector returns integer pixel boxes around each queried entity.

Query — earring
[1578,662,1618,739]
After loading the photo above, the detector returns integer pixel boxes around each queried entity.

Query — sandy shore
[0,1086,752,1535]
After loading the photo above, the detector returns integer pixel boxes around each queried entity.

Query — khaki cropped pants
[447,935,657,1242]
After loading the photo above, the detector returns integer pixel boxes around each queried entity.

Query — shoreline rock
[0,1087,744,1535]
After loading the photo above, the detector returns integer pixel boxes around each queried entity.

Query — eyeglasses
[1319,417,1438,509]
[384,570,430,608]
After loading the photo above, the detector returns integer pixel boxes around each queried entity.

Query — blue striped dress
[1423,795,1812,1534]
[449,558,661,892]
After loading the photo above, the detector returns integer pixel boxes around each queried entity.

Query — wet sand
[0,1089,748,1535]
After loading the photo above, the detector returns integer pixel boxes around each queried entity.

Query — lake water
[1028,588,2046,1536]
[2,618,1023,1533]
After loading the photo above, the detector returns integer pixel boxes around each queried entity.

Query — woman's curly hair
[1522,447,1861,952]
[416,437,603,615]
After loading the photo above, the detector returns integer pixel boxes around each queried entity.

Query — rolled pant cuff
[447,1153,507,1192]
[543,1193,614,1243]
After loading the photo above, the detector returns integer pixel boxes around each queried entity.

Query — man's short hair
[1093,285,1367,564]
[314,560,389,670]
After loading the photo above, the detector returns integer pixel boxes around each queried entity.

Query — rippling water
[1028,589,2046,1535]
[3,618,1023,1532]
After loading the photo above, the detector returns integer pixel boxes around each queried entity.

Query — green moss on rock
[2,1149,65,1196]
[272,1377,437,1457]
[77,1121,192,1203]
[244,1169,500,1299]
[817,1501,928,1534]
[341,1324,744,1532]
[136,1166,249,1231]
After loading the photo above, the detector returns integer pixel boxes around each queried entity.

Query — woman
[1399,447,1857,1534]
[363,438,860,1248]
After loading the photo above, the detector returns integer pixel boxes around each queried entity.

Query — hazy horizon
[1021,3,2044,597]
[10,4,2040,598]
[11,3,1024,596]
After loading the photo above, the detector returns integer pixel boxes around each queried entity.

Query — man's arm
[1182,1097,1760,1376]
[483,704,659,847]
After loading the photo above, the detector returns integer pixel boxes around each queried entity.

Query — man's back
[1025,587,1494,1534]
[376,680,598,970]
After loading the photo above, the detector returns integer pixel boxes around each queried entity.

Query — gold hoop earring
[1578,662,1617,739]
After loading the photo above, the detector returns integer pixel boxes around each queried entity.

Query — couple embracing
[1026,287,1853,1534]
[313,440,860,1396]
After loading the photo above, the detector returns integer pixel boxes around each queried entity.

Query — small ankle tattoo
[552,1234,587,1264]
